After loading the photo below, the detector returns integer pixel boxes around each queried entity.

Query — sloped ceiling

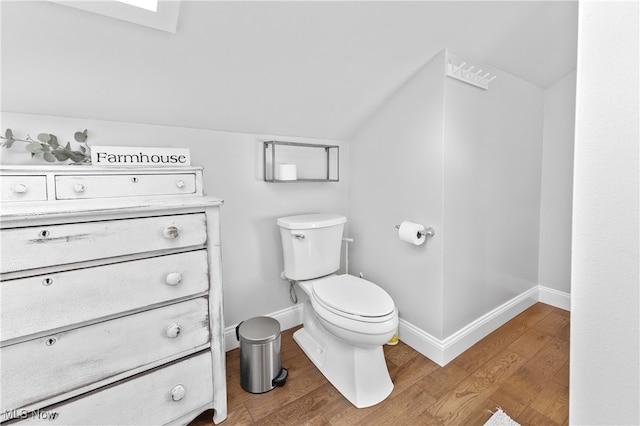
[0,1,578,140]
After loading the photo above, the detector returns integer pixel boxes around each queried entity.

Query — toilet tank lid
[277,213,346,230]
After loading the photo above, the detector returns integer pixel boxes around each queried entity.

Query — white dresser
[0,166,227,425]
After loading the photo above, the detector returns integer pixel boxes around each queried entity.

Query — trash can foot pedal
[273,368,288,387]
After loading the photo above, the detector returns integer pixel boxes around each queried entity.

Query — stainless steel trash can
[236,316,288,393]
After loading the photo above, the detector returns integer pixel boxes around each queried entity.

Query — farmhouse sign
[91,146,191,166]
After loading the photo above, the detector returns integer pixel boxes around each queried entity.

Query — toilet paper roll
[276,164,297,181]
[398,221,426,245]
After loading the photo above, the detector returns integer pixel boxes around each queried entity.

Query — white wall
[0,112,350,330]
[0,1,578,141]
[570,2,639,424]
[349,48,545,345]
[538,71,576,296]
[348,50,446,338]
[442,54,544,336]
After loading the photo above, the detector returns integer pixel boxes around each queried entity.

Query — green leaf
[48,134,59,148]
[74,129,88,142]
[69,152,87,163]
[4,138,15,148]
[26,142,43,154]
[53,151,70,161]
[79,144,86,153]
[64,141,72,151]
[43,152,56,162]
[5,129,14,139]
[37,133,51,143]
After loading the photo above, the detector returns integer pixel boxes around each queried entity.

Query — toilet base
[293,327,394,408]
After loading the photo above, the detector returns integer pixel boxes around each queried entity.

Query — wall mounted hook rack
[446,59,496,90]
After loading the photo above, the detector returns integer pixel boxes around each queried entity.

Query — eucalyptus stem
[1,128,91,164]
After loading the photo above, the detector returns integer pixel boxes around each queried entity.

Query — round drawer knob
[165,272,183,286]
[13,183,28,193]
[163,226,179,239]
[176,180,185,189]
[171,384,186,402]
[74,183,86,193]
[166,324,182,338]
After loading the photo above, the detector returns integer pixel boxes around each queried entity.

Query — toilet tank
[277,213,347,281]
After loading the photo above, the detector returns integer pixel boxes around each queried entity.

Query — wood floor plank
[553,360,570,387]
[417,358,469,400]
[416,409,446,426]
[279,326,305,360]
[387,345,441,395]
[521,336,570,383]
[535,310,570,337]
[456,399,506,426]
[384,339,420,367]
[507,321,556,358]
[452,319,530,373]
[512,303,555,327]
[298,414,331,426]
[353,385,437,426]
[426,349,528,425]
[556,321,571,343]
[321,395,382,426]
[516,406,561,426]
[252,382,344,426]
[528,380,569,425]
[482,391,527,420]
[242,361,327,421]
[188,303,569,426]
[497,365,546,407]
[222,405,255,426]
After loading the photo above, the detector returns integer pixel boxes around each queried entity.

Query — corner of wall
[348,48,447,339]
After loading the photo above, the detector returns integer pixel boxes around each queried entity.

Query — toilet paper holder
[395,224,435,238]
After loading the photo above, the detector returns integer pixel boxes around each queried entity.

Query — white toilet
[277,213,399,408]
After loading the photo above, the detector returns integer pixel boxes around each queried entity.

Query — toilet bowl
[293,275,398,408]
[303,274,398,346]
[277,213,399,408]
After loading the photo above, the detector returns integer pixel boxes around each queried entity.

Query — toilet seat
[311,275,396,323]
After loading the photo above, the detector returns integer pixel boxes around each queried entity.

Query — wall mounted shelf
[263,141,339,182]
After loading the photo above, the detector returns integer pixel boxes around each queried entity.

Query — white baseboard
[399,287,540,366]
[538,285,571,311]
[225,285,571,366]
[224,303,303,351]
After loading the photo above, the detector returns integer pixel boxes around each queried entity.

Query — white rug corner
[483,407,520,426]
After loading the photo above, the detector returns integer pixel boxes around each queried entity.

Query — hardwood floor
[190,303,569,425]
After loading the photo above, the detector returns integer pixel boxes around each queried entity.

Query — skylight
[116,0,158,13]
[51,0,180,33]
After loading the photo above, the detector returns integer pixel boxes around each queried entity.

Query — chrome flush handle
[292,233,305,240]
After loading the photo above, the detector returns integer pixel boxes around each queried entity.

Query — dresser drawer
[1,297,210,412]
[1,175,47,202]
[55,173,196,200]
[11,352,213,425]
[0,213,208,273]
[1,251,210,343]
